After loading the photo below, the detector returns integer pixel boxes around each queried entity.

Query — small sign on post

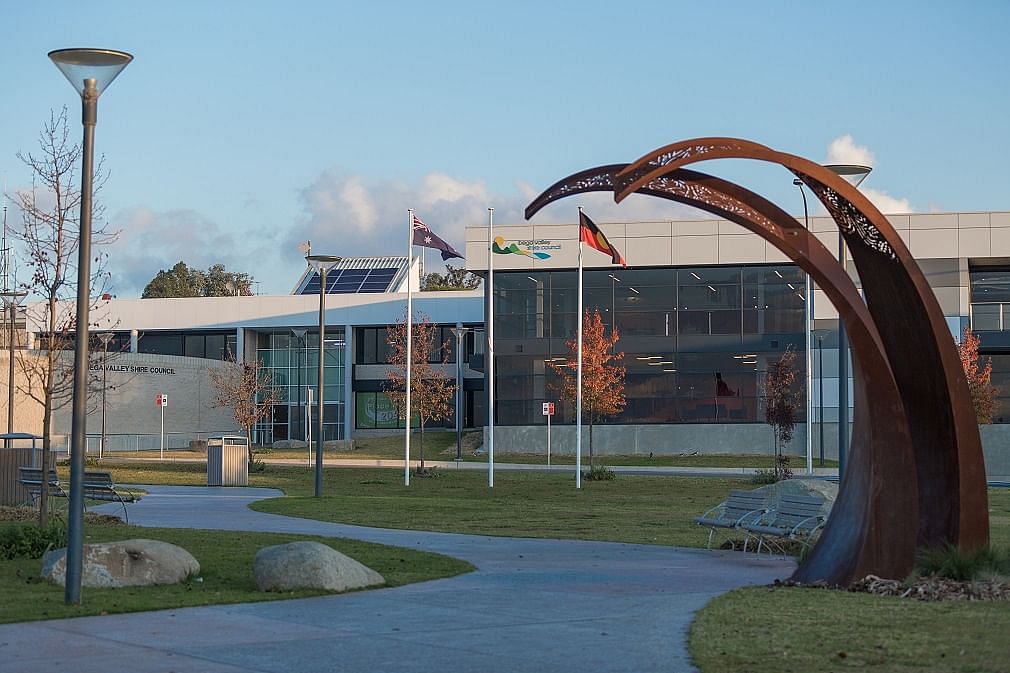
[155,394,167,459]
[542,402,555,467]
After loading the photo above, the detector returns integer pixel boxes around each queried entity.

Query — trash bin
[0,433,44,506]
[207,435,249,486]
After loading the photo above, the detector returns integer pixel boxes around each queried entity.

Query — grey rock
[41,539,199,588]
[253,541,384,592]
[754,478,838,515]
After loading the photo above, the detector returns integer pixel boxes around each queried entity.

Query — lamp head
[48,48,133,98]
[823,164,872,188]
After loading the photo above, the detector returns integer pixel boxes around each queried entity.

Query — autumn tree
[421,263,482,291]
[209,351,279,463]
[548,309,626,469]
[959,326,999,423]
[764,346,803,480]
[383,312,455,474]
[12,108,116,526]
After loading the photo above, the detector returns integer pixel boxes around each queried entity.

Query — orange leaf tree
[209,351,279,462]
[548,309,626,468]
[384,312,455,474]
[959,326,999,423]
[764,346,802,479]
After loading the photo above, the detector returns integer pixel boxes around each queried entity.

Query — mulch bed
[0,506,123,526]
[775,574,1010,601]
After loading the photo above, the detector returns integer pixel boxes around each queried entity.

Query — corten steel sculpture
[525,165,917,584]
[525,139,990,583]
[614,138,989,555]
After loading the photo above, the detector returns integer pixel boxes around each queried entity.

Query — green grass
[690,585,1010,673]
[0,520,472,624]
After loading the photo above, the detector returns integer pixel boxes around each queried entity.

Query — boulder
[253,541,384,593]
[753,479,838,515]
[41,539,199,588]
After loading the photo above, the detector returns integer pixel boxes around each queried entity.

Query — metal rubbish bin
[207,435,249,486]
[0,433,44,506]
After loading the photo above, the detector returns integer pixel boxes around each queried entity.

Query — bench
[741,493,826,554]
[695,489,768,550]
[17,467,136,523]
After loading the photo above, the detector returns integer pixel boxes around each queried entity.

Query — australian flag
[412,214,464,261]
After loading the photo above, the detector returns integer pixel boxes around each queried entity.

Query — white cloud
[339,177,378,232]
[826,134,875,168]
[420,173,488,206]
[863,188,913,214]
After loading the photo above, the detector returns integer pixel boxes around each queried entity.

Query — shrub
[0,523,68,560]
[750,469,780,485]
[585,465,616,481]
[915,545,1010,582]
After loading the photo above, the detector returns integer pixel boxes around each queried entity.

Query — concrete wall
[0,352,46,436]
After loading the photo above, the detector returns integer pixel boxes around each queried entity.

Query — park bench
[695,489,768,550]
[741,493,826,554]
[17,467,137,523]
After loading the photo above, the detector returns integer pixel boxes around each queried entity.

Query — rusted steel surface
[614,138,989,554]
[525,165,918,584]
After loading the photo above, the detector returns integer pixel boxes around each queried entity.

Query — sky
[2,1,1009,297]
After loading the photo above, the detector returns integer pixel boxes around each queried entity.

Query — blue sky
[2,1,1008,296]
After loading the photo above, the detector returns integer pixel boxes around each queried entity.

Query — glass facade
[137,330,236,360]
[969,268,1010,422]
[492,265,807,426]
[255,329,346,443]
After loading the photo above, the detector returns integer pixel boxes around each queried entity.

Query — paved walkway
[0,486,794,673]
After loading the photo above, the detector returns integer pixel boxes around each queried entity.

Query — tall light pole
[96,332,113,460]
[49,47,132,606]
[1,291,26,448]
[305,255,340,497]
[793,179,813,474]
[813,329,831,467]
[449,326,471,461]
[824,163,871,481]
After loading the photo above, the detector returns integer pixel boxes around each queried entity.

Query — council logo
[491,236,556,260]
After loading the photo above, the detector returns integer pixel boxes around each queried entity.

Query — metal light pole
[97,332,114,460]
[449,326,470,461]
[793,179,813,474]
[49,47,132,606]
[306,255,340,497]
[813,330,831,467]
[824,164,871,482]
[292,329,307,442]
[1,291,26,448]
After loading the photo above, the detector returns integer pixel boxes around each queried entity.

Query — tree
[548,309,626,469]
[959,326,999,423]
[383,312,455,474]
[209,352,279,462]
[12,108,116,527]
[142,262,253,298]
[421,263,481,291]
[764,346,802,480]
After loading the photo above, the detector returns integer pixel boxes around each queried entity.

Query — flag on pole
[412,214,464,261]
[579,211,626,267]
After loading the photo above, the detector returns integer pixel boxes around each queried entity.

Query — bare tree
[209,351,279,463]
[383,312,455,474]
[11,108,116,526]
[764,346,802,480]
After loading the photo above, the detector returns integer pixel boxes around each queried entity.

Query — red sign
[542,402,555,416]
[155,394,168,407]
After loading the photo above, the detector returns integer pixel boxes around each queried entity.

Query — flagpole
[405,209,413,487]
[576,207,584,489]
[487,207,495,488]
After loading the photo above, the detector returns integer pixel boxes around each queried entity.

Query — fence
[48,431,240,455]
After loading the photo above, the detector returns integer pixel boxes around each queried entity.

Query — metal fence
[49,431,240,455]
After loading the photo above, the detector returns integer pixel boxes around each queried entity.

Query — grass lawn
[0,520,472,624]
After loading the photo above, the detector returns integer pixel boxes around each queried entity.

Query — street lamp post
[305,255,340,497]
[793,179,813,474]
[449,326,471,461]
[824,164,872,481]
[49,47,132,606]
[813,329,831,467]
[96,332,114,460]
[1,291,26,448]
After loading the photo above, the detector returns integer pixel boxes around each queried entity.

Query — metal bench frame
[694,489,768,550]
[17,467,136,523]
[741,493,826,555]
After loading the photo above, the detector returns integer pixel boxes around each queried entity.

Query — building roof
[291,256,413,295]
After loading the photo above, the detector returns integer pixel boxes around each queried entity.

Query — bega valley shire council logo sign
[492,236,559,260]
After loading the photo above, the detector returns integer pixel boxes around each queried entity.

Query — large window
[138,330,236,360]
[491,264,807,426]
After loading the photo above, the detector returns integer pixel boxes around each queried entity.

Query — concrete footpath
[0,486,794,673]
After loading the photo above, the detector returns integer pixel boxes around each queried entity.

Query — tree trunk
[588,418,595,470]
[418,420,425,474]
[246,426,254,464]
[38,402,52,528]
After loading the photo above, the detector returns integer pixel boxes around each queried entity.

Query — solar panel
[299,266,401,295]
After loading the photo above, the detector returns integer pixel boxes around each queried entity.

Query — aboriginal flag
[579,211,626,267]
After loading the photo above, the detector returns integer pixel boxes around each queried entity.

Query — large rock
[253,541,384,592]
[41,539,200,588]
[753,478,838,515]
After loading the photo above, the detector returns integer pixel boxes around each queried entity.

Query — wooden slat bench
[741,493,826,554]
[694,489,768,550]
[17,467,137,522]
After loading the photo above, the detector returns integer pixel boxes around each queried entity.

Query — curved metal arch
[615,138,989,551]
[525,165,917,584]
